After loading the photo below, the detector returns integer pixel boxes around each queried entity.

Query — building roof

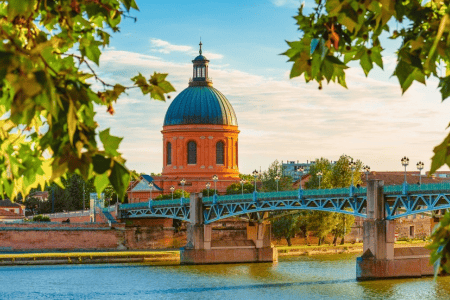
[128,175,163,192]
[361,171,450,186]
[163,86,238,126]
[193,54,208,61]
[0,200,23,208]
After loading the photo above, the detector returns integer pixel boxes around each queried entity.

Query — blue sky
[92,0,450,175]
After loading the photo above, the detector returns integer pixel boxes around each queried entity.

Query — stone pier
[180,193,278,264]
[356,180,433,280]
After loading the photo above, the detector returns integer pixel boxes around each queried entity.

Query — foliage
[32,215,50,222]
[225,182,254,195]
[0,0,175,201]
[200,188,218,197]
[306,155,363,189]
[331,212,355,245]
[260,160,294,192]
[429,212,450,276]
[239,173,255,182]
[284,0,450,174]
[154,189,189,200]
[271,213,299,246]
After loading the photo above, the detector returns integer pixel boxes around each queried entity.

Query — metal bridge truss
[121,204,190,222]
[119,185,450,223]
[385,193,450,220]
[202,194,368,224]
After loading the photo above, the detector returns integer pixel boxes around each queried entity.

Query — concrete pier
[356,180,433,280]
[180,194,278,264]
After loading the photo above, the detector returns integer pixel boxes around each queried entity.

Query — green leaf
[108,161,130,199]
[85,42,102,66]
[439,76,450,101]
[99,129,122,157]
[67,101,77,145]
[92,154,111,174]
[430,132,450,174]
[360,52,373,76]
[94,172,110,195]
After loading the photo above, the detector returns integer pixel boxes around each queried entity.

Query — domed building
[127,43,240,202]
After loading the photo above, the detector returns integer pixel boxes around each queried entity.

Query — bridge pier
[357,180,433,280]
[180,194,278,264]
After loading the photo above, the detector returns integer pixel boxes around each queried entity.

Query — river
[1,254,449,299]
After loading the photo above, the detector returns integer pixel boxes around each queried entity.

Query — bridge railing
[120,198,190,210]
[384,182,450,194]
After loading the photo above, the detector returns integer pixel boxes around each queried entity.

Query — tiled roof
[0,200,22,208]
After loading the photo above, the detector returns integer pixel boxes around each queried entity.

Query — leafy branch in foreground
[0,0,175,200]
[284,0,450,173]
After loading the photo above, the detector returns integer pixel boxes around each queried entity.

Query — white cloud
[94,49,450,175]
[150,38,224,60]
[271,0,303,8]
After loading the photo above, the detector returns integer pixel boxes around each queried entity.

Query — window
[187,141,197,164]
[166,142,172,165]
[216,141,224,164]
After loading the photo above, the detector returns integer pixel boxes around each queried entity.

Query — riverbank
[276,240,430,256]
[0,240,431,266]
[0,250,180,266]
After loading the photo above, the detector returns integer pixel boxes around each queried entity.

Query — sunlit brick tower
[159,42,240,194]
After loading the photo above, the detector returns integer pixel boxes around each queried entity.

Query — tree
[260,160,294,192]
[271,213,299,246]
[0,1,174,201]
[284,1,450,174]
[201,188,218,197]
[154,189,189,200]
[226,182,254,195]
[305,155,362,245]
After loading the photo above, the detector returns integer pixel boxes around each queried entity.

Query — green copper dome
[163,86,238,126]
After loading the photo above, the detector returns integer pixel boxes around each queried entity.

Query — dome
[193,54,208,61]
[163,86,238,126]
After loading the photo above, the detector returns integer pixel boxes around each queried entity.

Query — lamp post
[364,165,370,182]
[349,160,357,188]
[417,161,424,186]
[317,171,323,189]
[252,170,259,192]
[212,175,218,195]
[170,186,175,200]
[240,179,245,195]
[401,156,409,184]
[180,179,186,198]
[297,167,304,189]
[206,182,211,198]
[275,175,280,192]
[149,182,154,201]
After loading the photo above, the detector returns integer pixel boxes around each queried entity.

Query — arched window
[187,141,197,164]
[166,142,172,165]
[216,141,224,164]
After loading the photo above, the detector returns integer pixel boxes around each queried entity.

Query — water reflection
[1,255,450,299]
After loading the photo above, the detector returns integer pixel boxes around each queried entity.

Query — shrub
[32,215,51,222]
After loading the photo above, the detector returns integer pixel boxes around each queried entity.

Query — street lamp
[206,182,211,198]
[275,175,280,192]
[364,165,370,182]
[240,179,245,195]
[212,175,218,195]
[349,160,357,188]
[252,170,259,192]
[170,186,175,200]
[401,156,409,184]
[417,161,424,186]
[317,171,323,189]
[297,167,304,189]
[180,179,186,198]
[149,181,154,200]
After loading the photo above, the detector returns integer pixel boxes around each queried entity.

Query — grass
[0,250,180,259]
[276,243,363,251]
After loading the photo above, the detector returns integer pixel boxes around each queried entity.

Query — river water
[1,254,450,299]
